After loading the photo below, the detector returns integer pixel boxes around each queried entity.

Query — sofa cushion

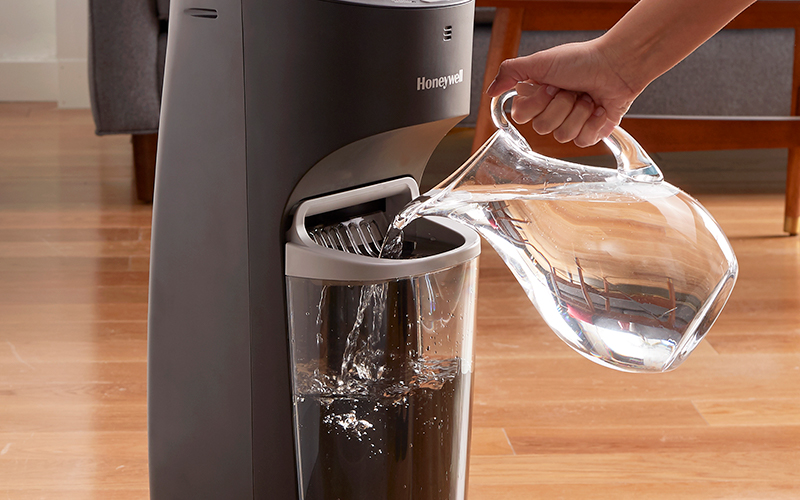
[88,0,162,134]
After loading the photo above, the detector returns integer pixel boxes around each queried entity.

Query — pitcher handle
[491,89,664,182]
[602,126,664,182]
[490,89,518,134]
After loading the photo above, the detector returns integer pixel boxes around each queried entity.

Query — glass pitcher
[385,89,738,373]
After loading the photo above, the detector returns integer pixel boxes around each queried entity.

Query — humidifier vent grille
[308,216,386,257]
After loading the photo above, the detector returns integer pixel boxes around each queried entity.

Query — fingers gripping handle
[491,89,664,183]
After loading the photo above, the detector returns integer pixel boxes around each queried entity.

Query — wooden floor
[1,103,798,498]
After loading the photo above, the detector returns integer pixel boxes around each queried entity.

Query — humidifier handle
[490,89,664,183]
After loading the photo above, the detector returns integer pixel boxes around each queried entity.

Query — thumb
[486,53,550,96]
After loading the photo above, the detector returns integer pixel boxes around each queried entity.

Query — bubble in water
[323,411,374,439]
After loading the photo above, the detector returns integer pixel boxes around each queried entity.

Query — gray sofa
[88,0,168,202]
[88,3,796,200]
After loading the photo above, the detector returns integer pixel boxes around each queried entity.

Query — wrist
[594,31,654,96]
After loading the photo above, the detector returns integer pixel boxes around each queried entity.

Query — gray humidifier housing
[147,0,475,498]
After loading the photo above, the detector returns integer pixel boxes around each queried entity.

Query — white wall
[0,0,90,108]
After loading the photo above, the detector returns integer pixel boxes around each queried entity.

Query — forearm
[598,0,757,93]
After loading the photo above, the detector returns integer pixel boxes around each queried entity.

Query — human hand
[486,38,643,147]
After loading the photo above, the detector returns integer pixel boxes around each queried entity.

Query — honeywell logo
[416,69,464,91]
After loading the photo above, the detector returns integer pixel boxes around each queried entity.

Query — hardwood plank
[0,271,149,289]
[0,321,146,338]
[0,456,148,490]
[0,338,146,364]
[0,304,148,324]
[473,354,800,403]
[0,286,147,306]
[0,361,147,386]
[0,432,147,461]
[0,228,144,242]
[706,333,800,355]
[693,399,800,426]
[467,482,800,500]
[0,240,151,258]
[0,210,152,230]
[502,425,800,454]
[0,257,143,273]
[472,396,708,428]
[470,427,516,456]
[467,452,800,484]
[0,403,146,433]
[0,492,147,500]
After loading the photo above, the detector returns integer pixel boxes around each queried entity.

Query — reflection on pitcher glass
[383,89,738,373]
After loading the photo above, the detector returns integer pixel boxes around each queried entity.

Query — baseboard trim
[0,61,58,101]
[57,59,90,108]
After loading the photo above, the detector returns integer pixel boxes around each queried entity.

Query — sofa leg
[132,133,158,203]
[786,146,800,235]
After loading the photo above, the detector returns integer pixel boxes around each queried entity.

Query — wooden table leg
[472,7,525,153]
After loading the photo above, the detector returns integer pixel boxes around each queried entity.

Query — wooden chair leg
[472,7,525,153]
[785,146,800,235]
[132,133,158,203]
[787,14,800,235]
